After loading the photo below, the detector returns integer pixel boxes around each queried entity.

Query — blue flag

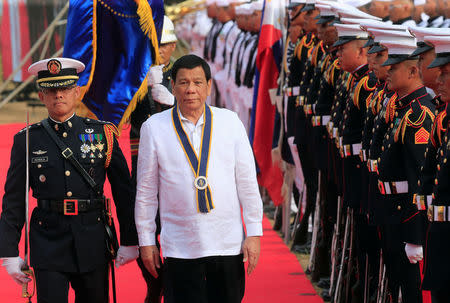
[63,0,164,127]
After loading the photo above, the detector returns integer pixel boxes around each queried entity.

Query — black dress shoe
[317,277,331,289]
[321,289,331,302]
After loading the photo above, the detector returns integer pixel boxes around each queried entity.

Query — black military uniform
[0,58,138,303]
[377,86,435,303]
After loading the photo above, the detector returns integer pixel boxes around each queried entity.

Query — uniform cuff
[246,223,263,237]
[138,233,156,247]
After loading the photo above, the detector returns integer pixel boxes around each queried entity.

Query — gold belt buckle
[63,199,78,215]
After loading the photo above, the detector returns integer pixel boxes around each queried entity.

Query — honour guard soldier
[421,35,450,303]
[423,0,445,28]
[390,0,417,26]
[376,37,435,303]
[0,57,139,302]
[129,15,178,303]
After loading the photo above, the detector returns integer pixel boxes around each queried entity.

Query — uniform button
[91,159,95,163]
[39,175,46,182]
[65,170,71,176]
[377,125,380,129]
[54,124,59,131]
[68,121,72,128]
[148,114,151,118]
[63,132,68,138]
[432,193,435,199]
[444,158,448,164]
[395,112,398,117]
[98,217,101,222]
[67,191,73,197]
[426,147,429,153]
[386,135,390,140]
[390,123,393,128]
[37,164,42,168]
[435,178,438,185]
[39,221,42,226]
[438,164,441,171]
[388,144,391,148]
[397,205,401,210]
[418,180,421,186]
[382,146,384,151]
[441,150,444,156]
[86,118,90,122]
[378,157,381,162]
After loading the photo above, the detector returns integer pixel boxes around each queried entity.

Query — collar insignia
[85,128,94,134]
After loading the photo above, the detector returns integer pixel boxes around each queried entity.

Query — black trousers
[163,254,245,303]
[35,263,109,303]
[431,289,450,303]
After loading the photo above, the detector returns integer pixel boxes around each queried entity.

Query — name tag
[32,156,48,163]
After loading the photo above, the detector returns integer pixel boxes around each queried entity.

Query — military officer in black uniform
[129,15,177,303]
[0,57,139,303]
[376,39,435,303]
[422,35,450,303]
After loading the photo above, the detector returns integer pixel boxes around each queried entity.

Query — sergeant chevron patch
[415,127,430,144]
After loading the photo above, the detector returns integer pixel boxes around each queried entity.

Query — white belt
[359,148,368,162]
[285,86,300,97]
[341,143,362,158]
[427,205,450,222]
[311,115,331,127]
[378,180,408,195]
[413,194,432,211]
[367,159,378,173]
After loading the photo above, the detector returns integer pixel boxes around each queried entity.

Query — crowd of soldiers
[199,0,450,302]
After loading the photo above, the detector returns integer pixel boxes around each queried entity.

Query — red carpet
[0,122,322,303]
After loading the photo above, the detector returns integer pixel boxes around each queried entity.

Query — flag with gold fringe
[63,0,164,128]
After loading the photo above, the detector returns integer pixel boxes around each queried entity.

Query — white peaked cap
[251,0,264,11]
[216,0,230,7]
[408,27,450,43]
[360,21,405,31]
[425,36,450,54]
[316,4,338,17]
[335,23,369,38]
[160,16,177,44]
[367,28,412,44]
[340,17,380,24]
[425,36,450,68]
[28,57,85,75]
[381,40,417,56]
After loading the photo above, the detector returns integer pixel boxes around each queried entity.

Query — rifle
[308,172,321,273]
[344,209,354,303]
[329,196,343,298]
[22,111,35,301]
[334,207,351,303]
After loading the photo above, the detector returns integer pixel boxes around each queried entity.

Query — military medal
[79,134,91,156]
[172,105,214,213]
[88,134,97,152]
[95,134,104,152]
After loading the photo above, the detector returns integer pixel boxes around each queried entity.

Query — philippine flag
[250,0,286,206]
[0,0,31,82]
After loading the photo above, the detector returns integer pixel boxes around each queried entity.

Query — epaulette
[353,75,376,109]
[430,104,447,148]
[18,122,42,134]
[394,101,435,143]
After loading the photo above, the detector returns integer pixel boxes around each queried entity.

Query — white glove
[147,65,164,86]
[115,245,139,268]
[151,84,175,106]
[404,243,423,264]
[2,257,31,285]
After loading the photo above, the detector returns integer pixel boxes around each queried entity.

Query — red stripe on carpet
[0,123,321,302]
